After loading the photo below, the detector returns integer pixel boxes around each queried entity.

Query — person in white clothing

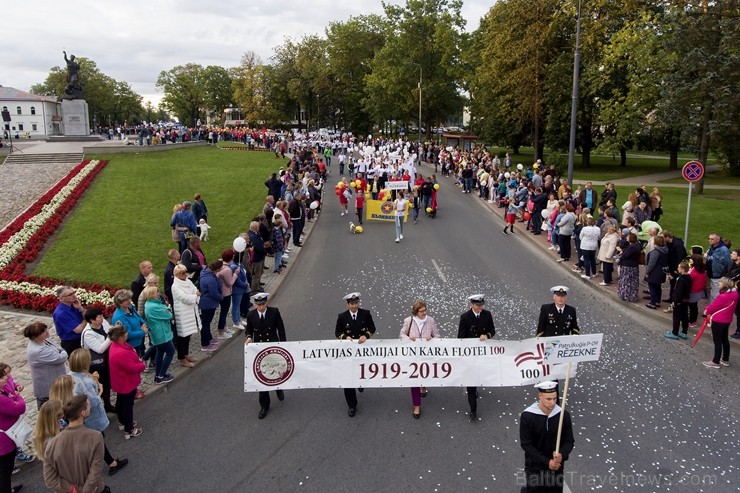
[394,191,408,243]
[198,219,211,241]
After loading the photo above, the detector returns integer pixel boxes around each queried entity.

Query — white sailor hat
[467,294,485,304]
[550,286,569,295]
[252,292,269,304]
[343,292,361,303]
[534,381,558,393]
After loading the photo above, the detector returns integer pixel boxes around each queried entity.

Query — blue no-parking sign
[682,161,704,182]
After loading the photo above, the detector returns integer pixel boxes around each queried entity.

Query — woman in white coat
[597,224,619,286]
[171,264,201,367]
[399,300,441,419]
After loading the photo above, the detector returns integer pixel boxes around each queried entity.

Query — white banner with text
[244,337,586,392]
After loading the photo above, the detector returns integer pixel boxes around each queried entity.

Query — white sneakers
[399,234,403,240]
[395,237,400,243]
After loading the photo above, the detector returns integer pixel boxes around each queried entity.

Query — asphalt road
[18,170,739,493]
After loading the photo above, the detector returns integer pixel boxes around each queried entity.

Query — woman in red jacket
[108,324,145,439]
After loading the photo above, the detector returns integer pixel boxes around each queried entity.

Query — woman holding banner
[399,300,441,419]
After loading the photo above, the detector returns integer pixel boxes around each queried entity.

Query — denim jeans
[583,250,597,276]
[231,292,244,324]
[395,215,404,239]
[154,340,175,378]
[274,249,283,272]
[464,177,472,193]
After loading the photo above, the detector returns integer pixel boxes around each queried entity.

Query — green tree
[202,65,234,124]
[366,0,466,138]
[156,64,207,125]
[325,15,387,134]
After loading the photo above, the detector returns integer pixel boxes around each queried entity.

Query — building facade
[0,86,62,138]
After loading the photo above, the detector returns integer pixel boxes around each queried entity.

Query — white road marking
[431,259,446,283]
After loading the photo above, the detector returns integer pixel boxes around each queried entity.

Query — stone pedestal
[61,99,90,136]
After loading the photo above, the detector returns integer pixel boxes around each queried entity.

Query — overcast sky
[4,0,491,106]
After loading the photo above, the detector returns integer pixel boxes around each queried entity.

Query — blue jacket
[71,371,109,432]
[112,305,146,349]
[707,242,731,279]
[170,209,197,239]
[231,261,249,295]
[198,268,223,310]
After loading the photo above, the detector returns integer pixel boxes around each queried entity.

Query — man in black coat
[457,294,496,421]
[519,381,575,492]
[265,173,283,200]
[529,188,548,235]
[335,292,376,417]
[536,286,579,338]
[245,293,287,419]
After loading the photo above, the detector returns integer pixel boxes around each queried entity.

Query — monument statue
[62,51,84,100]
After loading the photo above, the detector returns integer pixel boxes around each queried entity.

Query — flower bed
[0,159,119,313]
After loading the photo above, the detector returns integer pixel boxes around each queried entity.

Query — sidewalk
[423,161,736,347]
[0,157,321,455]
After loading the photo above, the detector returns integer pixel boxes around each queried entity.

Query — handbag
[1,415,33,448]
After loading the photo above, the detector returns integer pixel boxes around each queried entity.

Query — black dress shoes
[258,407,269,419]
[276,390,285,401]
[348,407,356,417]
[358,388,364,393]
[109,458,129,476]
[469,411,477,421]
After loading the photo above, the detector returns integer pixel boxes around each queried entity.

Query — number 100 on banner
[244,338,585,392]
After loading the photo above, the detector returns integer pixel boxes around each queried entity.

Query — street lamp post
[407,62,423,164]
[567,0,583,185]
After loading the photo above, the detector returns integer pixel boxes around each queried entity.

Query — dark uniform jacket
[536,304,579,338]
[457,309,496,339]
[335,309,376,340]
[245,307,286,342]
[520,403,575,473]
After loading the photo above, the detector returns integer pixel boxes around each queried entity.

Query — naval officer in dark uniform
[245,292,287,419]
[335,292,376,417]
[536,286,580,338]
[457,294,496,421]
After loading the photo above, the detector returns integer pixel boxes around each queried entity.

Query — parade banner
[542,334,604,364]
[244,338,578,392]
[365,200,408,222]
[384,180,409,190]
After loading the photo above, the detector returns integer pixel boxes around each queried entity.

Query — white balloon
[310,200,320,210]
[504,172,511,178]
[232,237,247,253]
[517,163,524,171]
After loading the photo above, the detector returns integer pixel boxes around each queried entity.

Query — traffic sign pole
[682,161,704,246]
[685,182,692,244]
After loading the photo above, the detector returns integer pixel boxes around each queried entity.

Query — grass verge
[33,147,285,286]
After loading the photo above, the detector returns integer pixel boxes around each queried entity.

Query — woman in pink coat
[702,277,739,369]
[0,365,25,493]
[399,300,441,419]
[108,324,145,439]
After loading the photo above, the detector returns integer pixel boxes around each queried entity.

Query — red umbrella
[692,318,711,348]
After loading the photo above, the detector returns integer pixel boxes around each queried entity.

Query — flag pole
[555,362,572,454]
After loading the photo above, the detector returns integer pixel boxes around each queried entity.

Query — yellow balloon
[533,163,539,169]
[365,193,370,199]
[355,226,363,234]
[337,181,343,188]
[407,201,413,209]
[366,184,371,191]
[355,180,362,188]
[350,182,356,188]
[426,207,433,213]
[433,184,440,190]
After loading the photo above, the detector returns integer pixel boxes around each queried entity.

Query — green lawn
[485,146,721,182]
[609,186,738,248]
[33,147,283,286]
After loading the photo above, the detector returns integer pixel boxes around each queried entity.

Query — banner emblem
[253,346,295,386]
